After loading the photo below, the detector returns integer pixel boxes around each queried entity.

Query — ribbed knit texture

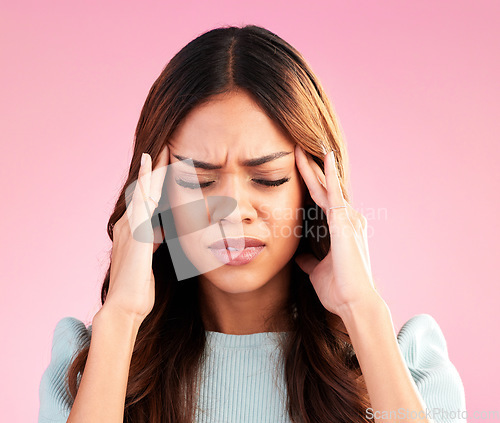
[195,331,289,422]
[38,313,466,423]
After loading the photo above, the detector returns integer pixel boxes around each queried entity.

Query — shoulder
[38,317,92,423]
[397,313,448,361]
[51,316,92,355]
[396,314,467,420]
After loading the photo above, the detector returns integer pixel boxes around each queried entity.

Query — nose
[210,175,257,224]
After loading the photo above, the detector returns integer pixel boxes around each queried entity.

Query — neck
[197,262,293,335]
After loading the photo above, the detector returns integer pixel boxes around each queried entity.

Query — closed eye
[253,177,290,187]
[175,177,291,189]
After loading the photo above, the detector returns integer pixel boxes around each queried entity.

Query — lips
[208,237,266,265]
[208,237,266,250]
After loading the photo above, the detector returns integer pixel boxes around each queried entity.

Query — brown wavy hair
[66,24,373,422]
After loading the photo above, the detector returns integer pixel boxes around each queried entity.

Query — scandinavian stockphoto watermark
[258,202,387,241]
[125,158,388,280]
[366,407,499,421]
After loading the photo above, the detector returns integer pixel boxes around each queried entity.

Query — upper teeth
[227,247,243,251]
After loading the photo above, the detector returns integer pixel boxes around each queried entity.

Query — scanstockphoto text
[366,407,499,421]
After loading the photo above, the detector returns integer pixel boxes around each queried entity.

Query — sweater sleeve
[38,317,92,423]
[396,313,467,423]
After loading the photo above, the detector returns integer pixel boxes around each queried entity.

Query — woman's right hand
[102,145,169,323]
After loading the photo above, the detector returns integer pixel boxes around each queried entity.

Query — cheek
[265,179,304,241]
[166,176,207,239]
[281,175,305,210]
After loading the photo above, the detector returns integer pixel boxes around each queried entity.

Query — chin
[199,266,272,294]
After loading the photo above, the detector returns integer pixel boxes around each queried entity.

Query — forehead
[168,90,294,159]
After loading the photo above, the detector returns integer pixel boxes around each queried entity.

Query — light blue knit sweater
[38,313,466,423]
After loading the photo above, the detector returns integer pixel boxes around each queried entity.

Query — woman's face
[165,89,306,294]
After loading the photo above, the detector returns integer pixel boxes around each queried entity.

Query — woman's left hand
[294,144,379,317]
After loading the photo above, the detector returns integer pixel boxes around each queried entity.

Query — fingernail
[141,153,146,166]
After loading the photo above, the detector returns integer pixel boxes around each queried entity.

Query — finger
[137,152,152,205]
[324,150,346,208]
[152,223,165,253]
[324,150,353,227]
[295,145,328,210]
[352,210,369,246]
[294,253,319,276]
[128,153,154,242]
[307,155,327,189]
[150,145,170,252]
[150,145,169,207]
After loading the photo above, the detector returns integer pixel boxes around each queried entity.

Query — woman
[38,25,466,423]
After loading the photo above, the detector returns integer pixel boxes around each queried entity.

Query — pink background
[1,0,499,420]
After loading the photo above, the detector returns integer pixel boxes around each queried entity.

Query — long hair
[66,24,372,422]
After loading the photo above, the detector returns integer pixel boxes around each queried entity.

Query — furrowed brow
[173,154,223,170]
[173,151,292,169]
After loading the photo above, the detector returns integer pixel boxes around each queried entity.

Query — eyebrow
[172,151,292,169]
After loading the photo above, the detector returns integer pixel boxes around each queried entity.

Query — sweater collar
[205,330,290,349]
